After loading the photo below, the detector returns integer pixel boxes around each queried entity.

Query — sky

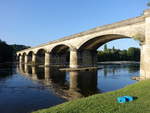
[0,0,148,49]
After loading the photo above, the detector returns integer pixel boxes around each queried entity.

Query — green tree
[112,46,115,52]
[97,46,140,62]
[104,44,108,52]
[119,50,128,61]
[0,39,13,63]
[0,39,30,63]
[11,44,30,60]
[127,47,140,61]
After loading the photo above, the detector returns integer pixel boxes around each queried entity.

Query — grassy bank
[33,80,150,113]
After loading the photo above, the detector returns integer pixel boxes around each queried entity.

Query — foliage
[0,40,13,63]
[104,44,108,51]
[11,44,30,53]
[97,45,140,62]
[33,80,150,113]
[11,44,30,60]
[127,47,140,61]
[0,39,30,63]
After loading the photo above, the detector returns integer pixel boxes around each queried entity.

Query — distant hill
[11,44,30,53]
[0,39,30,63]
[10,44,30,61]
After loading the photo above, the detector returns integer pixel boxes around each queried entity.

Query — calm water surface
[0,64,139,113]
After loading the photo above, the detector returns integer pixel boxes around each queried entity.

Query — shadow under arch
[78,34,132,50]
[22,52,27,64]
[17,53,22,63]
[36,49,46,65]
[77,34,139,67]
[50,44,74,67]
[27,51,34,64]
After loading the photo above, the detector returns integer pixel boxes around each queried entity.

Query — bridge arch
[35,48,47,54]
[51,44,70,53]
[36,49,46,65]
[77,34,141,67]
[78,34,132,50]
[17,53,22,56]
[17,53,22,63]
[49,43,76,53]
[49,44,74,66]
[27,51,35,64]
[22,52,27,64]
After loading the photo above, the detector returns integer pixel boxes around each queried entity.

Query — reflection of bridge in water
[17,64,99,100]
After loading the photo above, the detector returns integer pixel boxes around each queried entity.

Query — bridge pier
[140,12,150,79]
[19,55,23,64]
[24,55,28,64]
[32,53,36,64]
[140,45,150,79]
[45,52,50,66]
[70,49,78,68]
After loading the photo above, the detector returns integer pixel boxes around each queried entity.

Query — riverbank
[33,79,150,113]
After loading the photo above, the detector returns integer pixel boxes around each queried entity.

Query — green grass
[33,80,150,113]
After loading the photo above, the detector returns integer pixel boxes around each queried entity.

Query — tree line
[0,39,140,63]
[97,45,140,62]
[0,39,30,63]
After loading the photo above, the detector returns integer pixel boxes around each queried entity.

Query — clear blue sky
[0,0,148,49]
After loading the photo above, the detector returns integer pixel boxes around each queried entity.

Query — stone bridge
[17,9,150,79]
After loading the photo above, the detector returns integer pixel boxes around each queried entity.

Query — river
[0,63,139,113]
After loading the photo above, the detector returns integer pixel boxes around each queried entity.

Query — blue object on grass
[124,96,133,102]
[117,97,126,103]
[117,96,134,103]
